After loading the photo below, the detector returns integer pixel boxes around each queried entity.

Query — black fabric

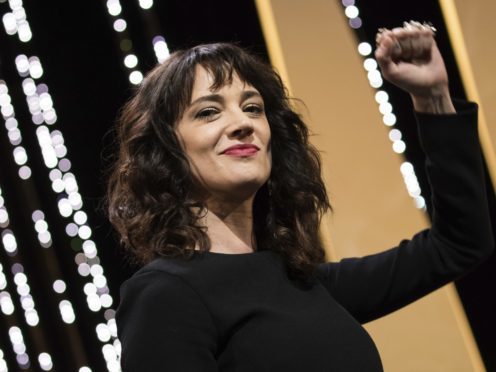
[116,100,494,371]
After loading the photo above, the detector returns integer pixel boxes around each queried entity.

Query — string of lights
[341,0,426,210]
[0,81,31,180]
[0,348,7,372]
[0,78,94,369]
[1,0,120,370]
[0,186,38,370]
[105,0,144,84]
[134,0,170,63]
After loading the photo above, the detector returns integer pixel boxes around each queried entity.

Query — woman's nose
[228,113,254,138]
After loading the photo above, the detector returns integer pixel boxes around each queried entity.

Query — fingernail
[422,21,437,33]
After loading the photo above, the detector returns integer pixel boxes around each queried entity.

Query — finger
[392,27,415,61]
[416,32,433,60]
[409,22,434,60]
[410,31,426,59]
[375,31,398,77]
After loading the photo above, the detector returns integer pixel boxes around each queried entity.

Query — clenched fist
[375,21,455,114]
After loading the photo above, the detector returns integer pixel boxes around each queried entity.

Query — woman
[108,22,494,371]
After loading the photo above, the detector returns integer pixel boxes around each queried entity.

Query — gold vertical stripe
[254,0,336,259]
[439,1,490,370]
[254,0,293,94]
[445,285,486,372]
[439,0,496,188]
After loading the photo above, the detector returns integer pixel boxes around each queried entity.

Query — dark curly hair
[106,43,331,283]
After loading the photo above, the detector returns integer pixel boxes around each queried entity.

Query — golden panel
[256,0,484,369]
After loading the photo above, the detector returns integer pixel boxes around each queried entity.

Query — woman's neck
[200,197,256,254]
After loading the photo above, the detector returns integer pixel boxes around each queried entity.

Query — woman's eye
[244,104,264,115]
[195,108,219,121]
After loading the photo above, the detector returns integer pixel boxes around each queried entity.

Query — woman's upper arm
[116,269,219,372]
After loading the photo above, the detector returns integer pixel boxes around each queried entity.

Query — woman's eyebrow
[241,90,262,102]
[188,90,262,108]
[189,94,224,107]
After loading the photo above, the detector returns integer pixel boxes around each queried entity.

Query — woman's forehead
[190,65,257,101]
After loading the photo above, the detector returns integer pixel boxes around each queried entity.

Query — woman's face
[175,65,272,201]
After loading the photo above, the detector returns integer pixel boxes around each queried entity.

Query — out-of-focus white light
[74,211,87,225]
[58,158,71,172]
[414,196,426,209]
[13,273,27,286]
[400,162,414,176]
[18,165,31,180]
[96,323,112,342]
[39,93,53,111]
[79,367,92,372]
[83,282,97,296]
[344,5,359,18]
[388,129,402,142]
[51,179,65,193]
[64,176,78,194]
[0,209,8,225]
[25,309,39,326]
[363,58,377,72]
[2,12,17,35]
[82,240,97,257]
[29,57,43,78]
[68,192,83,209]
[34,220,48,233]
[383,113,396,126]
[358,42,372,56]
[13,146,27,165]
[90,264,103,277]
[1,103,14,117]
[43,109,57,124]
[65,223,79,237]
[58,198,73,217]
[153,37,170,62]
[8,327,23,344]
[124,54,138,68]
[349,17,362,29]
[113,18,126,32]
[78,263,91,277]
[8,128,22,145]
[41,147,58,168]
[17,21,32,42]
[20,296,34,310]
[100,294,113,308]
[379,102,393,115]
[94,275,107,289]
[107,0,122,16]
[13,7,26,22]
[78,226,92,239]
[102,343,117,361]
[21,78,35,95]
[392,140,406,154]
[38,352,53,371]
[0,294,15,315]
[32,210,44,222]
[87,293,102,312]
[59,300,76,324]
[5,117,17,130]
[367,70,382,84]
[53,279,66,294]
[129,71,143,85]
[2,232,17,253]
[54,144,66,158]
[138,0,153,9]
[15,54,29,75]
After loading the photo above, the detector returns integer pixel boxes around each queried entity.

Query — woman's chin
[217,177,267,201]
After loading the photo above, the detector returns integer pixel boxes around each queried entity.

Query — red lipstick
[222,144,260,156]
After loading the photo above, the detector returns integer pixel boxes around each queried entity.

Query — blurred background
[0,0,494,371]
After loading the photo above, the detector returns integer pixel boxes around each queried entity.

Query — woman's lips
[222,145,259,156]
